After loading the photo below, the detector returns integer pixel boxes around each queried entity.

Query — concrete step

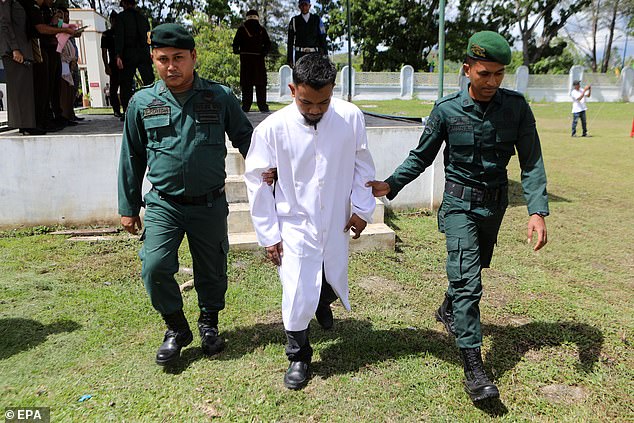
[228,223,395,252]
[228,199,385,233]
[225,175,248,203]
[225,147,244,176]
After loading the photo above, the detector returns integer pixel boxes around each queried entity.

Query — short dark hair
[572,80,581,86]
[292,54,337,90]
[464,56,477,66]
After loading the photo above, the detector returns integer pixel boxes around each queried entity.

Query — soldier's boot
[156,310,193,366]
[434,294,456,337]
[198,311,225,356]
[460,347,500,402]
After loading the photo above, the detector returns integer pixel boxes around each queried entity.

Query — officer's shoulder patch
[435,91,460,106]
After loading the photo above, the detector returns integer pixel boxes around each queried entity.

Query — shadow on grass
[482,321,604,375]
[507,179,570,208]
[0,318,82,360]
[163,318,602,415]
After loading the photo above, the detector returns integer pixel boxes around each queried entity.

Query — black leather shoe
[198,324,225,356]
[113,112,123,118]
[461,347,500,402]
[155,329,193,365]
[284,361,310,390]
[434,294,456,337]
[315,304,334,330]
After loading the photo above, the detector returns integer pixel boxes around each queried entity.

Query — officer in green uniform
[118,23,253,366]
[367,31,548,402]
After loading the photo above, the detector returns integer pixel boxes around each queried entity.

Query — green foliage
[531,39,585,74]
[191,13,241,94]
[323,0,440,71]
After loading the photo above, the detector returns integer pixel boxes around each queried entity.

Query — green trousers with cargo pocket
[139,190,230,316]
[438,187,508,349]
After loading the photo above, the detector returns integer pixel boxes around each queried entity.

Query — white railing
[266,66,634,103]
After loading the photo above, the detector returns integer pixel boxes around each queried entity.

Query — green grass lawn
[2,102,634,421]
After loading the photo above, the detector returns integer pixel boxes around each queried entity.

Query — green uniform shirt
[386,87,549,215]
[118,73,253,217]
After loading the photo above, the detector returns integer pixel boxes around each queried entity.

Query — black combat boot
[156,310,193,366]
[460,347,500,402]
[435,294,456,337]
[198,311,225,356]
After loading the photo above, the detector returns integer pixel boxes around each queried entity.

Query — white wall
[0,127,443,228]
[70,9,108,107]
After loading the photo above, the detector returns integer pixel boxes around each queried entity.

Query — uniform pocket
[446,236,462,282]
[194,122,224,146]
[447,131,475,163]
[144,115,175,149]
[495,129,517,159]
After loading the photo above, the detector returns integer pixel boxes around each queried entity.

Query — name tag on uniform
[143,106,171,118]
[447,116,473,133]
[194,102,221,124]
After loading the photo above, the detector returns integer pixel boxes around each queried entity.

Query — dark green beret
[467,31,511,65]
[150,23,195,50]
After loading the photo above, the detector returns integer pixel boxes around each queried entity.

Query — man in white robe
[244,54,376,390]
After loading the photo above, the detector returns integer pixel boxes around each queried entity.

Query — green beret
[150,23,195,50]
[467,31,511,65]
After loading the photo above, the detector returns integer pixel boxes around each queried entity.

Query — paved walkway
[1,110,420,138]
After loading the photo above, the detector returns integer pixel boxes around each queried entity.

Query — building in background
[69,9,108,107]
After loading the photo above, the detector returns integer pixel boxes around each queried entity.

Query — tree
[323,0,440,71]
[192,13,241,93]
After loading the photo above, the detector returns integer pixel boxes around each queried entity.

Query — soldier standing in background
[286,0,327,67]
[115,0,154,116]
[232,9,271,113]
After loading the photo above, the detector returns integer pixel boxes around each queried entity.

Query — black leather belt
[445,181,503,203]
[153,186,225,206]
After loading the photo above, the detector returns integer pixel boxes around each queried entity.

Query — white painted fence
[267,65,634,103]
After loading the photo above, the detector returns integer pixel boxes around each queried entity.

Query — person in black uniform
[101,11,122,117]
[232,9,271,113]
[115,0,154,115]
[286,0,327,67]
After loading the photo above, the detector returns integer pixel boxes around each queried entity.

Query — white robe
[244,98,376,331]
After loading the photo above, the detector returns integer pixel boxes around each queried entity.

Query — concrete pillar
[340,65,356,98]
[515,65,529,93]
[279,65,292,99]
[400,65,414,98]
[620,67,634,102]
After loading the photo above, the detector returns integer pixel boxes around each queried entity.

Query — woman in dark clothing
[232,9,271,113]
[0,0,43,134]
